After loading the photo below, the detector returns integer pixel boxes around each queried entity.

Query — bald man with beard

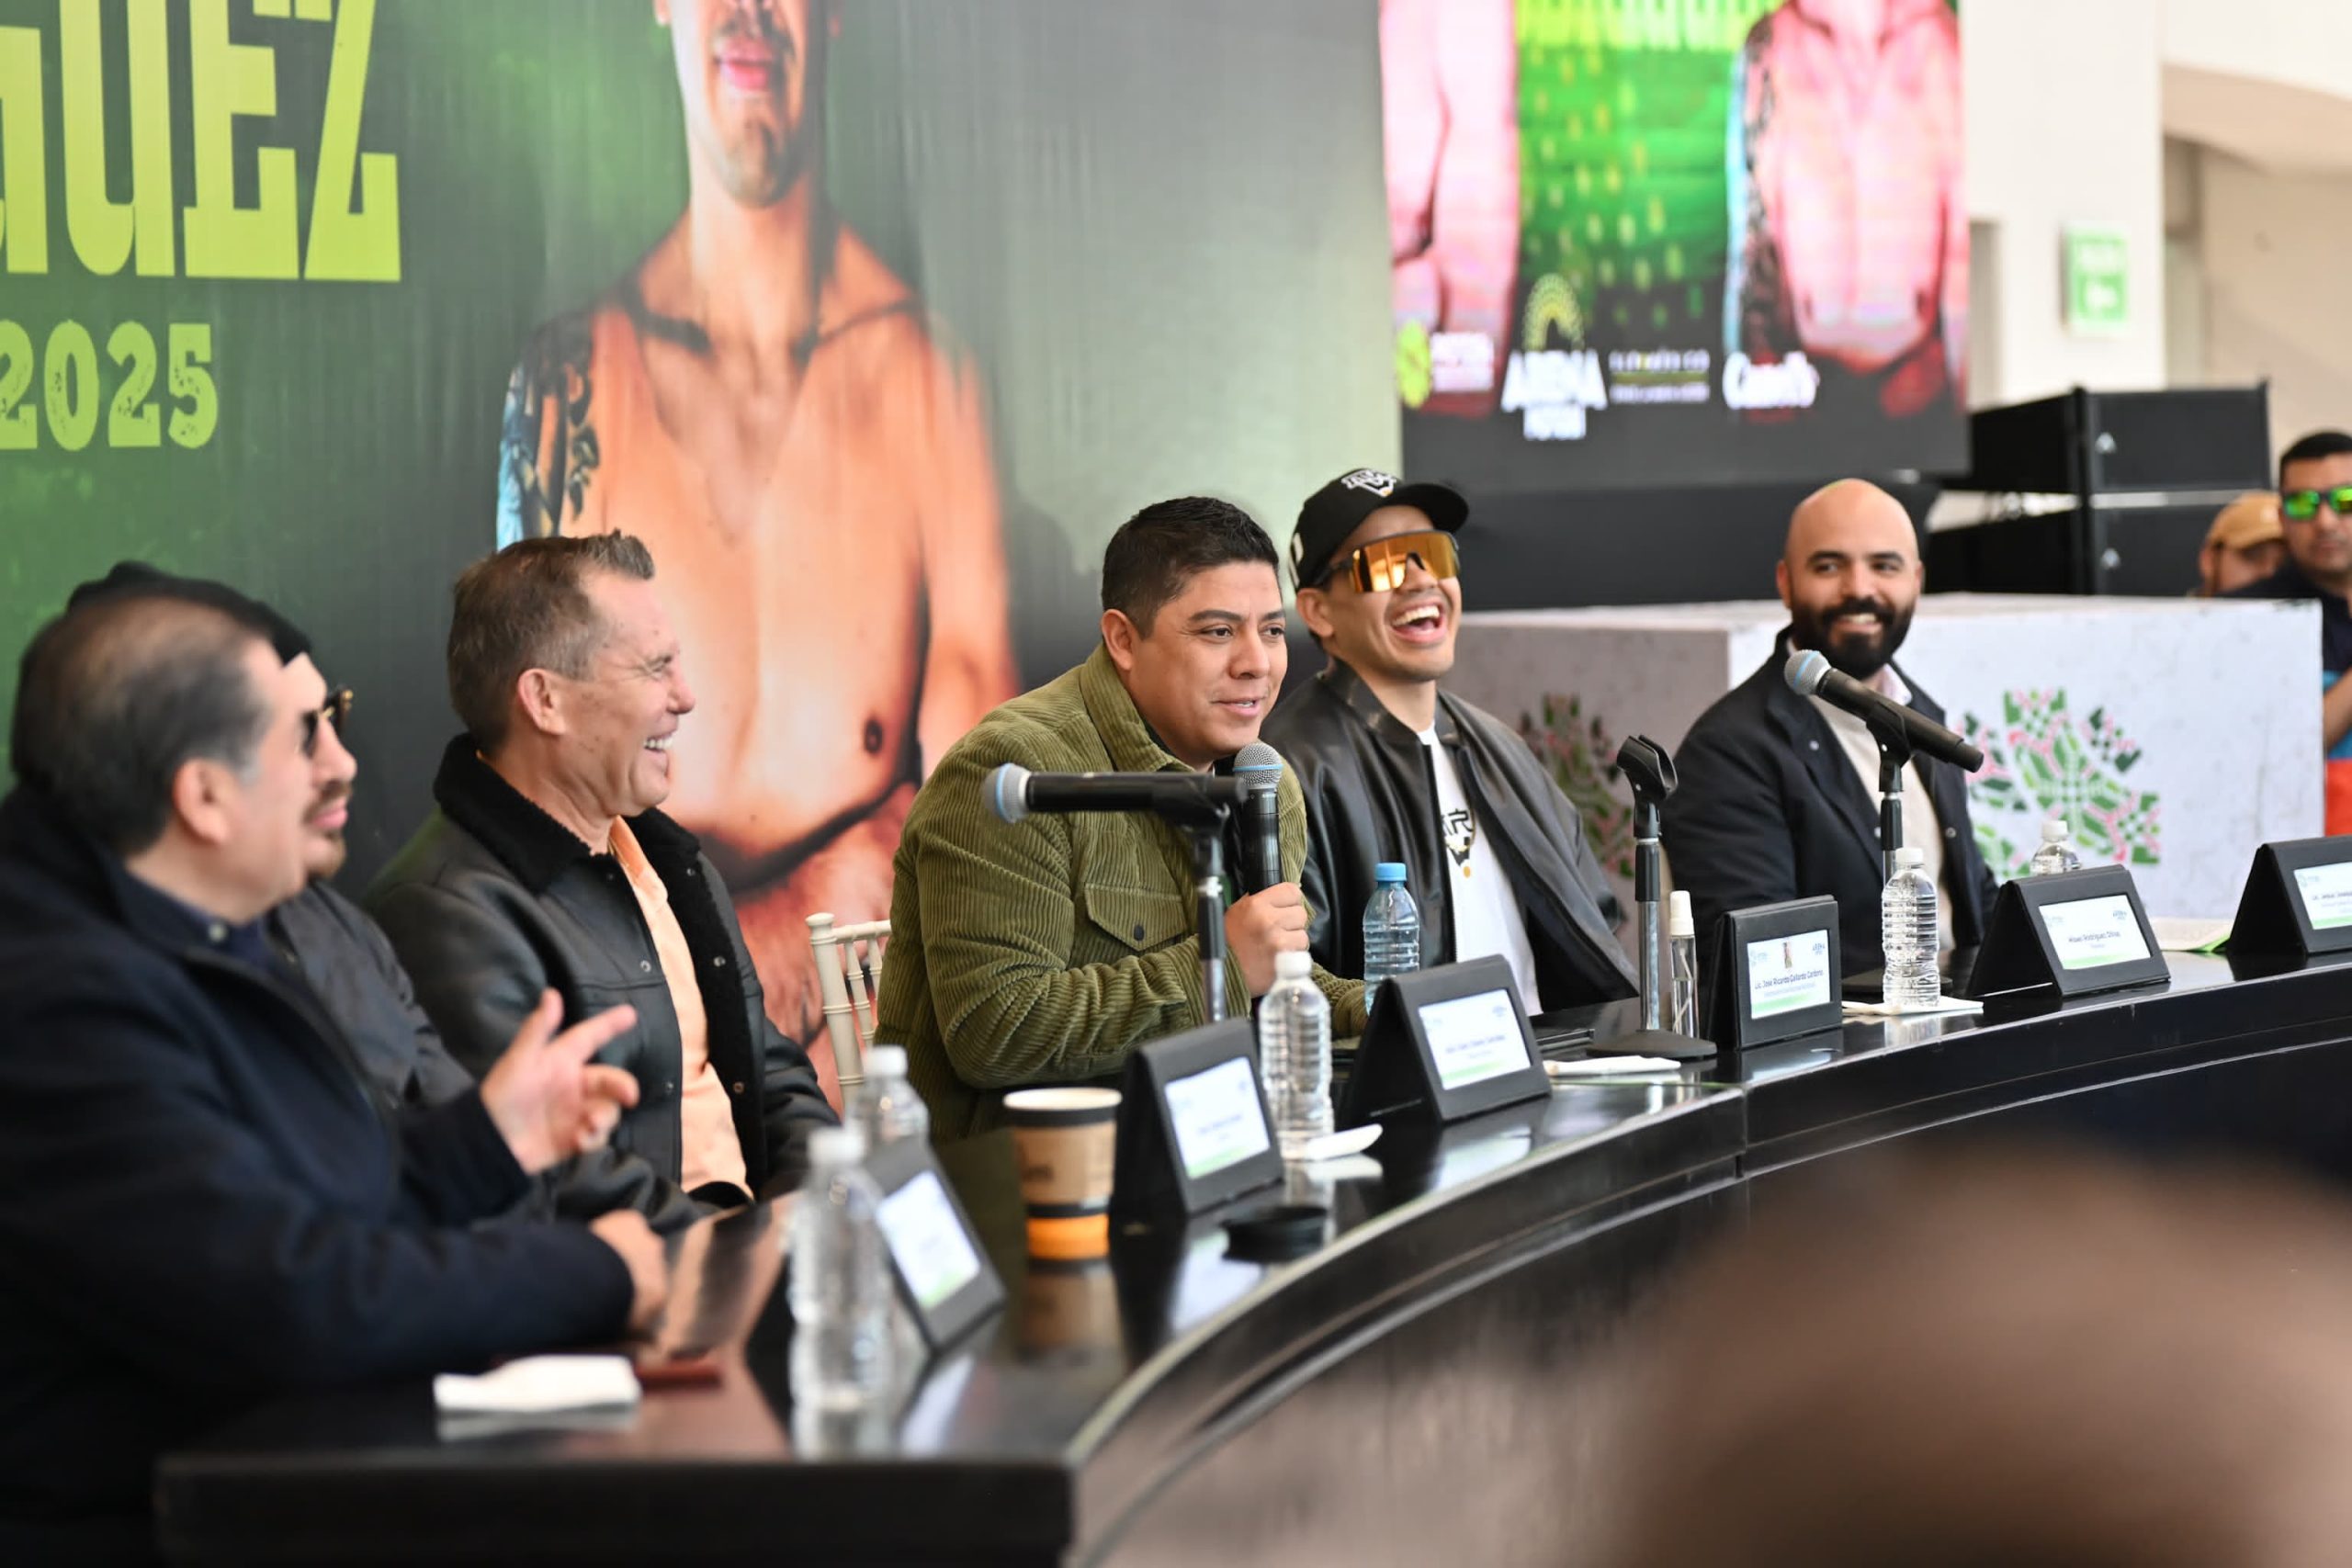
[1664,479,1997,976]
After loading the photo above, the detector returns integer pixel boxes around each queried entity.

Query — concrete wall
[1963,0,2169,408]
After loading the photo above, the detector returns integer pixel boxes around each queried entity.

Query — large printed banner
[1388,0,1967,490]
[0,0,1393,1080]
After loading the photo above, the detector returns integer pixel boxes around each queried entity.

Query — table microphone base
[1584,1026,1718,1063]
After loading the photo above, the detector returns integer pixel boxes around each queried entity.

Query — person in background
[2197,491,2286,597]
[1264,468,1634,1015]
[2228,431,2352,833]
[0,592,662,1557]
[372,534,837,1208]
[1665,479,1998,974]
[878,497,1365,1141]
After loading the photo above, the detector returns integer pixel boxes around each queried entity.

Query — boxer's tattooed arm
[497,311,599,540]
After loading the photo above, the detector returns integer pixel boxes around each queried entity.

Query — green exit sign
[2064,224,2131,337]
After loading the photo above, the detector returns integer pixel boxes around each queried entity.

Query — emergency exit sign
[2064,224,2130,337]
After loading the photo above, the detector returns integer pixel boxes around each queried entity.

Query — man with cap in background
[2197,492,2286,597]
[1262,468,1634,1016]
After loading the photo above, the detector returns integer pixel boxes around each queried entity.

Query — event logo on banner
[0,0,398,456]
[1385,0,1967,491]
[0,1,1394,1095]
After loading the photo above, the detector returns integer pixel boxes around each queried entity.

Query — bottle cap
[1668,888,1694,939]
[1374,862,1408,884]
[1273,949,1313,980]
[864,1044,907,1077]
[2042,818,2069,841]
[1896,846,1926,867]
[808,1125,866,1168]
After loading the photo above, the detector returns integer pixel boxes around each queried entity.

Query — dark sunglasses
[300,686,355,757]
[1312,529,1461,593]
[2281,487,2352,521]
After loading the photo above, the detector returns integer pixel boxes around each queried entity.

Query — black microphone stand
[1182,813,1231,1023]
[1590,738,1714,1062]
[1865,710,1916,878]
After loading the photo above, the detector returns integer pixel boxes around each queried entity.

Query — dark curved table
[158,951,2352,1565]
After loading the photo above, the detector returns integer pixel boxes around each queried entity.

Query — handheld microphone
[984,763,1249,828]
[1783,649,1984,772]
[1233,742,1284,894]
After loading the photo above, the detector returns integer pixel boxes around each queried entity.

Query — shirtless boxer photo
[497,0,1019,1093]
[1725,0,1966,421]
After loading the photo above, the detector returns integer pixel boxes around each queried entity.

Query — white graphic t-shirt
[1418,727,1544,1015]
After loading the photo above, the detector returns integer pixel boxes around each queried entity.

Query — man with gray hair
[374,533,835,1209]
[0,592,662,1555]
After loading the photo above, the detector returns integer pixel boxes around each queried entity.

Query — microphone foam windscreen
[1783,649,1831,696]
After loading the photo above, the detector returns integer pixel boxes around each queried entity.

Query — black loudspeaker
[1958,387,2272,496]
[1928,502,2222,598]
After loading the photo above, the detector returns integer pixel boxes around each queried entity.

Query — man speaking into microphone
[1665,479,1999,974]
[879,499,1365,1141]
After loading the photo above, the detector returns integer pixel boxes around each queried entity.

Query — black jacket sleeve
[700,872,835,1199]
[0,987,631,1391]
[1662,716,1800,953]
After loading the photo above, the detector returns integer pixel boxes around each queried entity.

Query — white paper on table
[433,1355,641,1416]
[1544,1055,1687,1077]
[2150,916,2233,953]
[1294,1124,1382,1162]
[1842,996,1984,1018]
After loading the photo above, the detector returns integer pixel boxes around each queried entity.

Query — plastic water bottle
[2030,818,2084,877]
[848,1044,929,1149]
[1361,863,1421,1013]
[1668,889,1699,1034]
[1881,846,1942,1010]
[1258,949,1332,1159]
[788,1126,896,1413]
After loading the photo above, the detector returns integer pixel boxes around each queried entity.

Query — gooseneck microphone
[984,763,1250,828]
[1233,742,1284,894]
[1783,649,1984,772]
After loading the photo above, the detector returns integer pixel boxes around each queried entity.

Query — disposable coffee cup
[1003,1086,1121,1258]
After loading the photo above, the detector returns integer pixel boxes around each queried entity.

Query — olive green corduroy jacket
[882,647,1366,1141]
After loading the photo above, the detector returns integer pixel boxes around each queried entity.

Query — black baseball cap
[1289,468,1469,590]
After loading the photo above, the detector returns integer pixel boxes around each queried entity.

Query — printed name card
[1966,864,2170,1000]
[1114,1019,1283,1217]
[1338,956,1549,1127]
[1420,989,1533,1092]
[1164,1055,1274,1181]
[2231,839,2352,960]
[1707,897,1842,1049]
[861,1138,1005,1351]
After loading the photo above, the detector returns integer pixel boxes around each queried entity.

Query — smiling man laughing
[1265,468,1634,1016]
[1665,479,1999,976]
[880,498,1365,1140]
[372,534,837,1206]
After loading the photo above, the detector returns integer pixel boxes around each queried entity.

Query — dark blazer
[369,739,836,1201]
[1262,662,1636,1009]
[1662,637,2000,975]
[0,786,628,1556]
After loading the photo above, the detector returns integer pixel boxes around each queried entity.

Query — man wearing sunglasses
[2227,430,2352,835]
[1264,468,1635,1015]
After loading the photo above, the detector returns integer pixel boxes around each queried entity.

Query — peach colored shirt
[609,819,748,1195]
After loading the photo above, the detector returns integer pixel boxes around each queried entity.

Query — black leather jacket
[369,739,837,1201]
[272,878,702,1232]
[1261,664,1636,1009]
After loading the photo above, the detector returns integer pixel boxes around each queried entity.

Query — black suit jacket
[0,787,628,1555]
[1662,637,2000,975]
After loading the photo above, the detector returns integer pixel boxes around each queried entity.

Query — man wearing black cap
[1262,468,1634,1014]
